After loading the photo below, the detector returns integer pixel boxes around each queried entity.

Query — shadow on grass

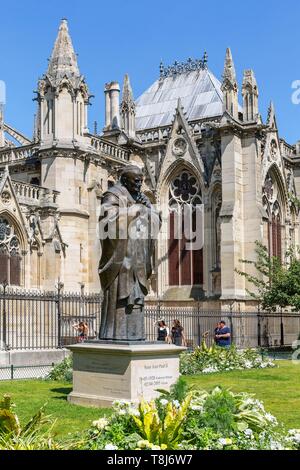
[50,387,72,400]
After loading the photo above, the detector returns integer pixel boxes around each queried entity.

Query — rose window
[169,171,202,208]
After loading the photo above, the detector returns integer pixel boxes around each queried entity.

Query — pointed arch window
[263,173,283,262]
[0,217,22,286]
[168,171,203,286]
[270,210,282,261]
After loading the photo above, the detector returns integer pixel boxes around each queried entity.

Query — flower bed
[78,385,300,450]
[180,342,275,375]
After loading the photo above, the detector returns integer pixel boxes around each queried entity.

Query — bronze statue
[98,165,161,341]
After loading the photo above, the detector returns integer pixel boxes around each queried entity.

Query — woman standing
[157,320,170,343]
[171,319,186,346]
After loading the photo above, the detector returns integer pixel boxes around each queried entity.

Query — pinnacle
[223,47,236,83]
[47,19,80,83]
[122,74,134,104]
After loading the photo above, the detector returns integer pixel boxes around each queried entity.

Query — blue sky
[0,0,299,143]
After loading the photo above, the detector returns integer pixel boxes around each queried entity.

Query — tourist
[214,322,221,344]
[72,321,89,342]
[156,320,170,343]
[171,319,186,346]
[215,320,231,348]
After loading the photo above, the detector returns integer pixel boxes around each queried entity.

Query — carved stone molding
[172,137,187,157]
[1,190,11,204]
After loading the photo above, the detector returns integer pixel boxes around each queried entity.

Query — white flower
[202,366,218,374]
[104,443,118,450]
[172,400,180,408]
[244,361,253,369]
[287,429,300,443]
[190,405,203,412]
[244,428,253,437]
[265,413,278,424]
[269,439,284,450]
[160,399,169,406]
[218,438,232,446]
[118,409,126,415]
[92,417,109,430]
[112,399,132,411]
[137,440,151,449]
[128,407,140,417]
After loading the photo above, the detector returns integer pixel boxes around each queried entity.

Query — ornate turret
[221,48,239,120]
[36,19,90,148]
[242,69,259,122]
[120,74,136,139]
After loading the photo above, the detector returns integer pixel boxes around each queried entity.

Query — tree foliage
[236,241,300,311]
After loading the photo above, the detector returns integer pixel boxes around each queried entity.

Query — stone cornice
[59,208,90,219]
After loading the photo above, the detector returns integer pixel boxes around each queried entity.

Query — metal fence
[0,286,300,350]
[145,306,300,349]
[0,285,102,350]
[0,363,54,380]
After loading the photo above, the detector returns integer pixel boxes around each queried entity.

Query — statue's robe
[98,182,160,340]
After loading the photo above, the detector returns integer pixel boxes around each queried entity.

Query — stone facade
[0,20,300,310]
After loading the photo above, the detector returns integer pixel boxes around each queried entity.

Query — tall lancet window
[168,171,203,286]
[263,172,283,262]
[0,217,22,286]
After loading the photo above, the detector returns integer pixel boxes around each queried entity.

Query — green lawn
[0,360,299,439]
[185,360,300,429]
[0,380,111,438]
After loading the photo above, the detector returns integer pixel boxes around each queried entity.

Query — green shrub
[180,342,276,375]
[46,355,73,382]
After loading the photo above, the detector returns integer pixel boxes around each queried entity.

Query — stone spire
[121,74,135,109]
[221,48,239,119]
[242,69,259,122]
[37,19,90,149]
[120,74,136,138]
[47,19,80,85]
[223,48,237,83]
[267,101,275,126]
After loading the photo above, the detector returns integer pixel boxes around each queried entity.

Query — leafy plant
[0,394,57,450]
[46,355,73,382]
[78,383,299,450]
[180,344,275,375]
[131,394,192,449]
[236,241,300,311]
[156,376,191,402]
[201,388,237,433]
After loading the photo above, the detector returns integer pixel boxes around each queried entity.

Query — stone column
[220,131,245,300]
[110,82,120,129]
[104,85,111,130]
[40,98,44,142]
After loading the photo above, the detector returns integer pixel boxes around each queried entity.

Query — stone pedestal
[67,341,185,408]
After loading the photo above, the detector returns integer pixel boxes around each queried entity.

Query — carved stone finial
[222,47,236,84]
[159,53,208,78]
[46,19,80,85]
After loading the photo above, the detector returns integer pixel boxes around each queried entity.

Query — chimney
[104,82,120,131]
[109,82,120,129]
[104,83,111,130]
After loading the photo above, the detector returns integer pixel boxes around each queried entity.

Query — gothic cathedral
[1,20,299,310]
